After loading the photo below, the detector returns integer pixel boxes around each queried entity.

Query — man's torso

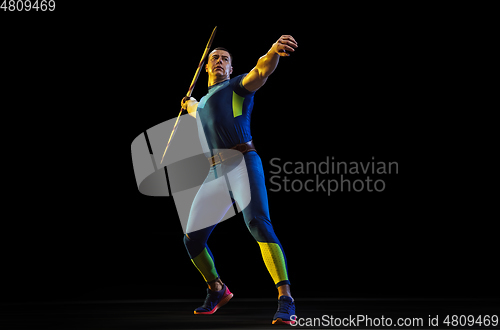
[197,74,256,153]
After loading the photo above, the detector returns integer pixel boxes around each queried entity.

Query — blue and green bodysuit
[183,73,290,288]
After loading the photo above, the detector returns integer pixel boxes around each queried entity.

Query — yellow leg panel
[257,242,288,285]
[191,247,219,283]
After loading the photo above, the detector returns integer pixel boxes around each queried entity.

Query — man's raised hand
[273,35,298,57]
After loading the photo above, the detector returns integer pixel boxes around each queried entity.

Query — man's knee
[246,216,278,243]
[183,233,207,259]
[183,234,191,249]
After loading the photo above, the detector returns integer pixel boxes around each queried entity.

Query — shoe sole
[272,318,295,325]
[193,292,234,315]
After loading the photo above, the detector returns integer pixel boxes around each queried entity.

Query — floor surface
[2,298,499,329]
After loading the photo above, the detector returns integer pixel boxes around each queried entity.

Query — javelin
[160,26,217,164]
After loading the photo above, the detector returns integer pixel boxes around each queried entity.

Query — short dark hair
[211,47,233,63]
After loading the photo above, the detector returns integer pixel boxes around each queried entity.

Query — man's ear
[229,66,233,75]
[205,64,209,72]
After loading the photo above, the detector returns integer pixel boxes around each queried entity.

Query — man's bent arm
[242,35,298,92]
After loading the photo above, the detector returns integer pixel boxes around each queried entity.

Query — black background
[1,3,497,304]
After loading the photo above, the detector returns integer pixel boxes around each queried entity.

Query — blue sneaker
[272,295,296,325]
[194,284,233,314]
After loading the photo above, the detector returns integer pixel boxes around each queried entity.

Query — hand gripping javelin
[160,26,217,164]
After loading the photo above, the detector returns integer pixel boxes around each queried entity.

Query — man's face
[206,49,233,80]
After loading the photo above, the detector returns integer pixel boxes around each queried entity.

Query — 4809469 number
[443,315,498,327]
[1,0,55,11]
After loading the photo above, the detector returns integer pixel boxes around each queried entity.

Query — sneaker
[194,284,233,315]
[272,295,296,325]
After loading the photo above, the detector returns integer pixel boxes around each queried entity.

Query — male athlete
[181,35,298,325]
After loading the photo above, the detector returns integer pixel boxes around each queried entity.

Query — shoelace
[202,289,220,308]
[276,299,293,314]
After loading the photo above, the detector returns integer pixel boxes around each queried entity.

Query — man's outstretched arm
[242,35,298,92]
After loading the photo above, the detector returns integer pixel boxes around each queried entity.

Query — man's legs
[227,152,292,298]
[184,152,294,320]
[184,165,235,293]
[183,163,238,315]
[228,151,295,324]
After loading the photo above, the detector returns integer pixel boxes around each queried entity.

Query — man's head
[206,47,233,83]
